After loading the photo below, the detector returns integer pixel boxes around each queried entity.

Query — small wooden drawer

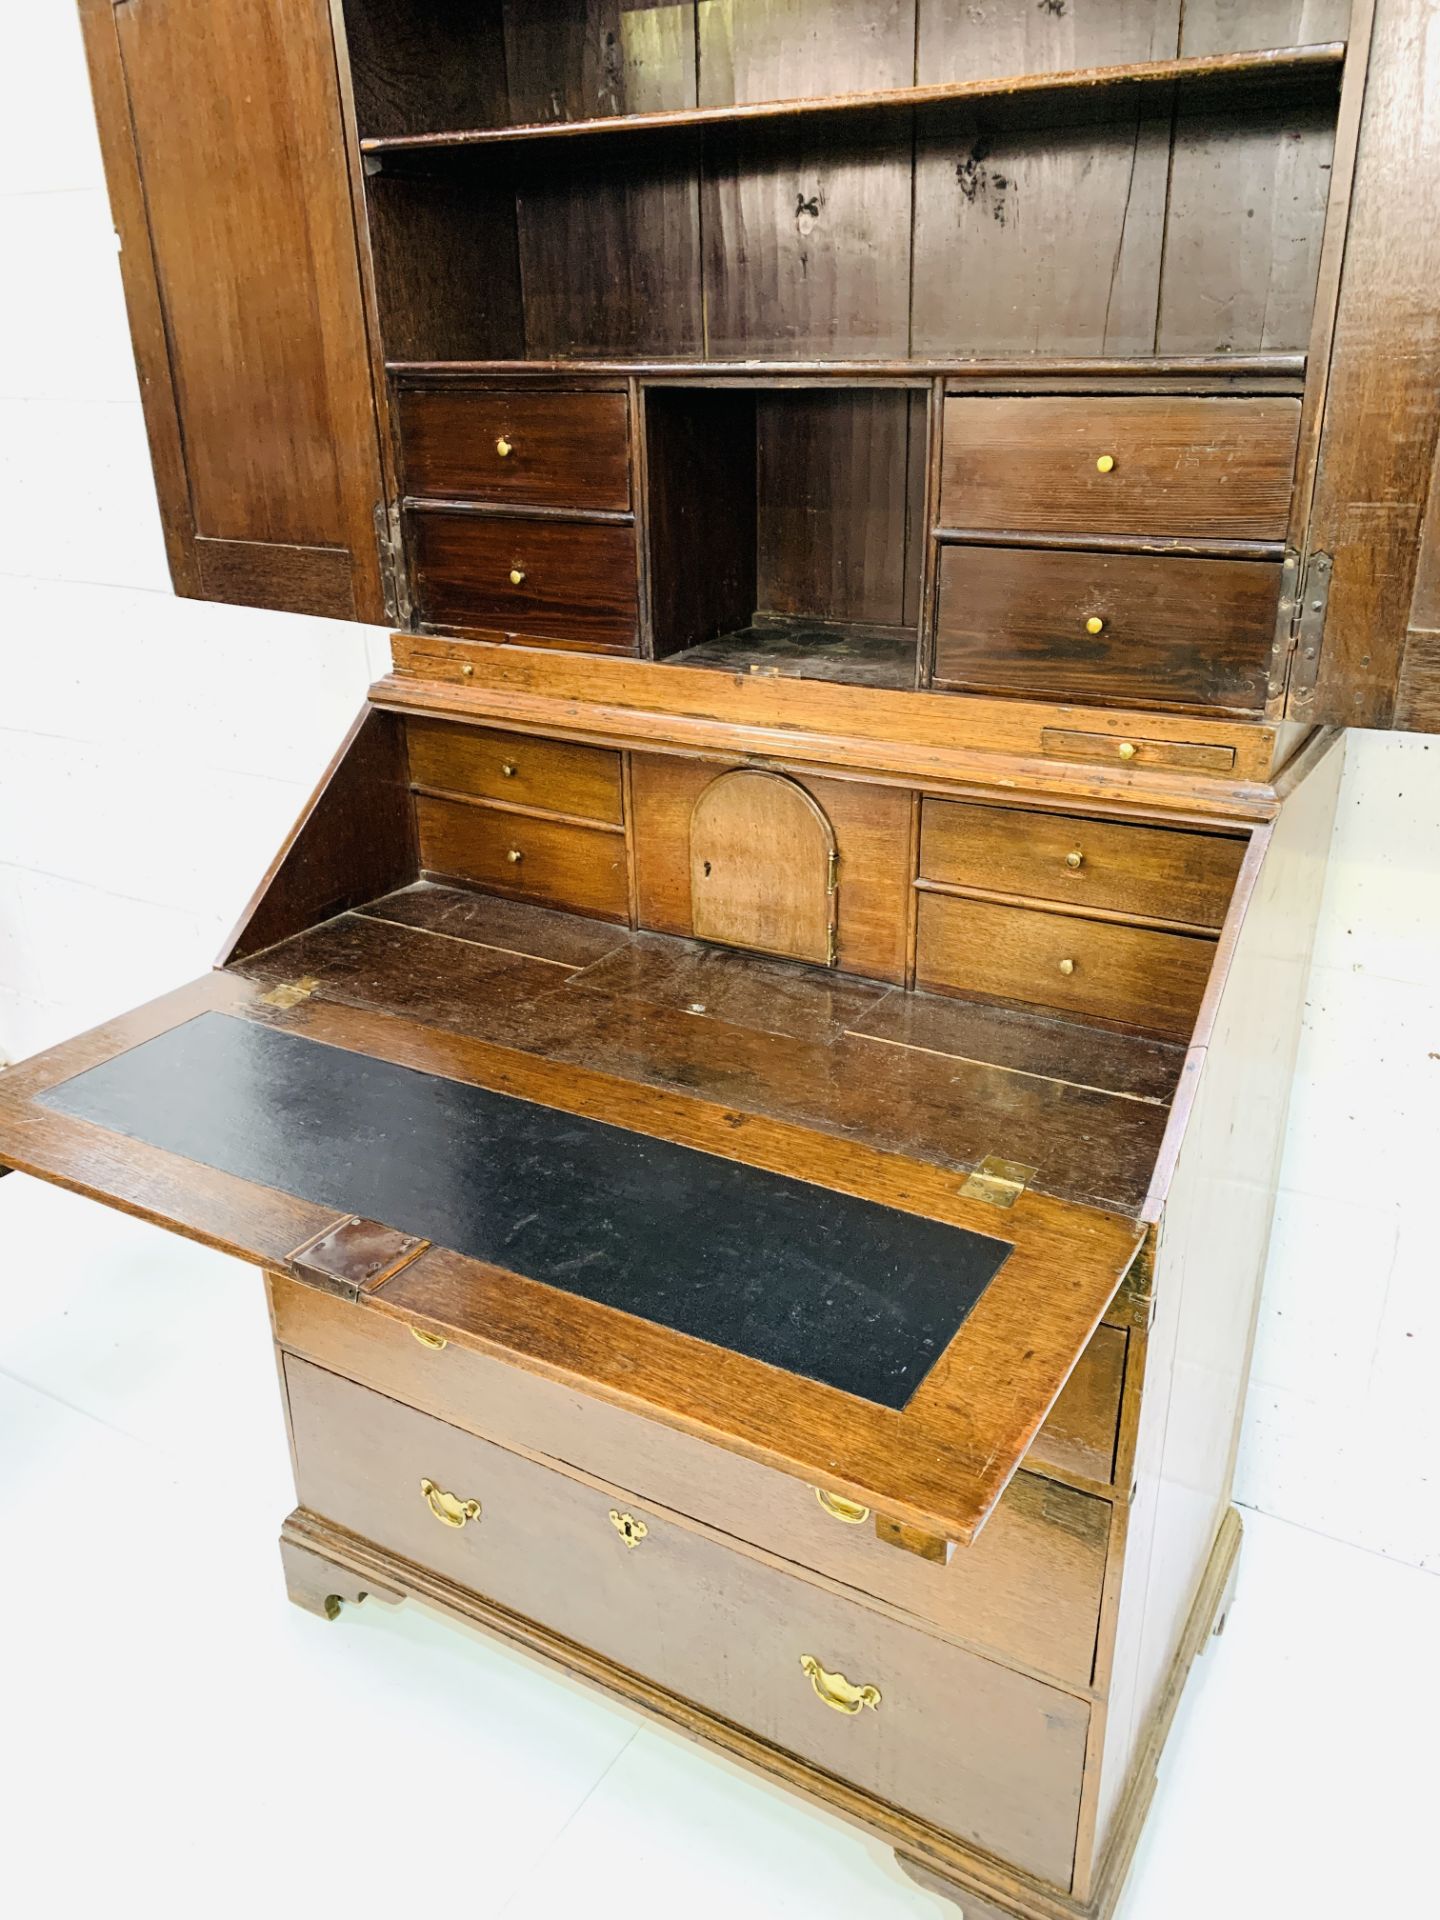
[920,801,1245,931]
[915,892,1215,1039]
[285,1355,1089,1885]
[397,387,631,511]
[933,545,1280,714]
[939,394,1300,539]
[269,1275,1120,1683]
[407,718,623,825]
[1039,728,1238,774]
[415,795,629,921]
[410,512,639,653]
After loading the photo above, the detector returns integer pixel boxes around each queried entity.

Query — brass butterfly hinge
[261,975,319,1010]
[959,1155,1036,1209]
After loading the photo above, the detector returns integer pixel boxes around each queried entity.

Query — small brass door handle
[1059,957,1076,976]
[506,847,524,864]
[509,568,526,586]
[1065,850,1084,870]
[496,436,513,457]
[1117,741,1138,761]
[501,761,518,778]
[1096,453,1116,473]
[799,1655,881,1716]
[814,1487,871,1525]
[420,1479,480,1528]
[608,1509,648,1549]
[1085,615,1105,634]
[410,1326,448,1350]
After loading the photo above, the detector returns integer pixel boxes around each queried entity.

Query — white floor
[0,1174,1435,1920]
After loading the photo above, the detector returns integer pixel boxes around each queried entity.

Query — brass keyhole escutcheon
[1096,453,1116,473]
[814,1487,871,1525]
[1058,957,1076,976]
[1085,615,1105,635]
[420,1479,480,1528]
[509,568,526,586]
[410,1326,448,1351]
[609,1509,648,1549]
[1065,850,1084,871]
[496,436,513,457]
[799,1655,881,1716]
[1117,741,1138,761]
[506,847,524,864]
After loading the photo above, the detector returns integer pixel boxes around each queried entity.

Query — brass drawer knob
[1117,741,1138,761]
[410,1326,448,1351]
[608,1509,648,1549]
[420,1478,480,1528]
[800,1655,881,1716]
[1058,957,1076,976]
[506,847,524,864]
[501,761,518,778]
[1085,615,1105,635]
[509,568,526,586]
[496,436,513,458]
[1096,453,1116,473]
[814,1487,871,1525]
[1065,850,1084,870]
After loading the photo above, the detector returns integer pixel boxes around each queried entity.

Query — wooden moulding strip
[372,640,1283,820]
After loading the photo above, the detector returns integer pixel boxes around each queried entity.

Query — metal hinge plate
[374,500,409,626]
[1284,550,1334,707]
[959,1155,1036,1209]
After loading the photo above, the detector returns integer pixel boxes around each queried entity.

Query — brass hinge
[827,847,840,895]
[374,500,410,627]
[959,1155,1036,1209]
[1282,550,1334,708]
[260,976,320,1010]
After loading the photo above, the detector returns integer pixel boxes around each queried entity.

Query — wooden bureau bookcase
[4,2,1439,1914]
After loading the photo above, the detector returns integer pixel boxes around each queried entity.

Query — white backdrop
[2,7,1436,1573]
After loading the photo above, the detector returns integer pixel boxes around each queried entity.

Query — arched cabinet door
[689,770,838,967]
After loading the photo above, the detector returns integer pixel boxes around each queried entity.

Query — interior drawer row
[284,1350,1091,1889]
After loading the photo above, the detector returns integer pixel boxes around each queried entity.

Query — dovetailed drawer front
[915,893,1214,1040]
[939,395,1300,539]
[397,387,632,511]
[269,1275,1117,1682]
[285,1356,1088,1885]
[416,795,629,920]
[411,513,639,653]
[934,545,1280,714]
[406,718,624,824]
[920,801,1245,930]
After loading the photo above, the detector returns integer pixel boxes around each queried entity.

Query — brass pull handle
[496,436,513,458]
[509,568,526,586]
[814,1487,871,1525]
[506,847,524,864]
[420,1478,480,1528]
[1085,615,1105,635]
[1117,741,1138,762]
[1065,850,1084,871]
[1058,957,1076,976]
[608,1509,648,1549]
[501,761,518,778]
[799,1655,881,1716]
[410,1326,448,1351]
[1096,453,1116,473]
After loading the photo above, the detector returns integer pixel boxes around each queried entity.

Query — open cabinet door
[0,961,1142,1548]
[80,0,388,621]
[1289,0,1440,734]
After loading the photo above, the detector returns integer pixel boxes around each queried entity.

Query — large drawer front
[269,1275,1116,1683]
[286,1356,1089,1886]
[920,800,1245,931]
[397,387,631,511]
[933,545,1280,714]
[407,717,624,824]
[915,891,1214,1039]
[411,513,639,652]
[415,795,629,920]
[939,395,1300,539]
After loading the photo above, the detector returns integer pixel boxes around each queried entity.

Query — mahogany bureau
[4,3,1440,1916]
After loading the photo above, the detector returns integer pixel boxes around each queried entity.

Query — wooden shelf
[387,355,1308,382]
[360,42,1345,157]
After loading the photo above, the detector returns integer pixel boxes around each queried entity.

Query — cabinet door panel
[80,0,385,620]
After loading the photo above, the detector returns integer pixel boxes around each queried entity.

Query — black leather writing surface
[41,1012,1012,1409]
